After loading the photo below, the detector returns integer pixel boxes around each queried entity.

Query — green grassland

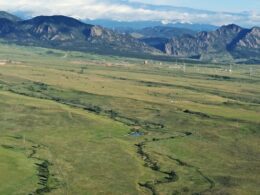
[0,42,259,195]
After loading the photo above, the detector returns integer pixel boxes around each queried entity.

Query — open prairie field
[0,43,259,195]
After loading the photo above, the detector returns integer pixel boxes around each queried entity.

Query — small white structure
[229,64,232,73]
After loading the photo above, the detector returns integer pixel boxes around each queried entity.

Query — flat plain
[0,42,259,195]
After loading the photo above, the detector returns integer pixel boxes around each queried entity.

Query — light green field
[0,42,259,195]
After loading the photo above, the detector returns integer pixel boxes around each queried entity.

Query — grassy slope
[0,91,153,194]
[0,144,38,194]
[0,43,259,194]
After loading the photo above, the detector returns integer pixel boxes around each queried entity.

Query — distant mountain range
[128,26,196,52]
[84,19,218,32]
[164,24,260,61]
[0,13,159,56]
[0,11,259,63]
[129,26,196,39]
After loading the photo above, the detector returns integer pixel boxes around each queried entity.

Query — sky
[0,0,259,26]
[130,0,260,12]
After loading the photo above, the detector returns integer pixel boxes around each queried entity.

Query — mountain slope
[230,27,260,58]
[0,11,21,21]
[164,24,260,61]
[129,26,196,53]
[0,15,160,56]
[132,26,196,39]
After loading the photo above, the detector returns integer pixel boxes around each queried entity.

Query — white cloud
[0,0,259,26]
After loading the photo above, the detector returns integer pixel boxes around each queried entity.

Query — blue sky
[130,0,260,12]
[0,0,259,26]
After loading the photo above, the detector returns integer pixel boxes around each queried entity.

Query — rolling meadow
[0,42,259,195]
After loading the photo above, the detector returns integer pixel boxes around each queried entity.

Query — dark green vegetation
[0,42,259,194]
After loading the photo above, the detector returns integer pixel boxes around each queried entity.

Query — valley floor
[0,43,259,194]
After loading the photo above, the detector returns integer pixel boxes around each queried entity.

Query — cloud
[0,0,259,26]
